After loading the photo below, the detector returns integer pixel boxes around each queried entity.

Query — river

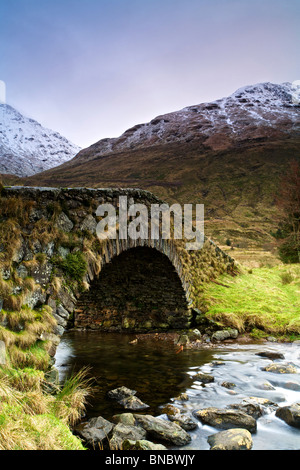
[55,331,300,450]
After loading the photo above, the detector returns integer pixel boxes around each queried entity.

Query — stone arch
[74,237,193,331]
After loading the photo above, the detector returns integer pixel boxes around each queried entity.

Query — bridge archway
[75,245,192,331]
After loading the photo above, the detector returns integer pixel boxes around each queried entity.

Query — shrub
[58,252,87,281]
[279,235,300,264]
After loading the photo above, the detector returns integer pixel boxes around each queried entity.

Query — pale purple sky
[1,0,299,148]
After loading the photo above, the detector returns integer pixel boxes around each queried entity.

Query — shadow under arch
[75,245,192,332]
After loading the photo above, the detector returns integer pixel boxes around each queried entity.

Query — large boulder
[112,413,136,426]
[230,397,278,419]
[109,423,147,450]
[134,414,191,446]
[207,428,253,450]
[211,329,238,342]
[75,416,114,448]
[275,403,300,428]
[194,407,257,433]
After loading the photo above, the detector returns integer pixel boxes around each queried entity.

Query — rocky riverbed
[55,331,300,450]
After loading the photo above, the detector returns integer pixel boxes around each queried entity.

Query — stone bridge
[0,186,236,360]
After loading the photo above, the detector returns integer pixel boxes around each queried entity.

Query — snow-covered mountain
[0,104,80,177]
[71,82,299,163]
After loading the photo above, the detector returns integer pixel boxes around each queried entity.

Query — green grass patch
[202,264,300,339]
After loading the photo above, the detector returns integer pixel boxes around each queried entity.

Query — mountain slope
[0,104,80,177]
[22,82,300,258]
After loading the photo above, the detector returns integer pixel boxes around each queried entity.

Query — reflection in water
[55,331,300,450]
[55,331,215,418]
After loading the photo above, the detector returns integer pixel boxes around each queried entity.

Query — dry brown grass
[0,367,89,450]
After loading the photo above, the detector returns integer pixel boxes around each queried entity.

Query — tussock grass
[0,366,92,450]
[0,305,57,368]
[53,367,93,426]
[202,264,300,338]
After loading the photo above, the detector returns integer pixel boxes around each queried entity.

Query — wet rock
[262,363,298,374]
[107,386,149,410]
[107,386,136,401]
[211,329,239,342]
[109,423,147,450]
[176,392,189,401]
[163,404,197,431]
[221,382,236,389]
[207,428,253,450]
[134,414,191,446]
[211,360,225,366]
[283,382,300,392]
[194,407,257,433]
[187,329,201,341]
[119,395,150,411]
[275,403,300,428]
[255,381,275,391]
[75,416,114,448]
[194,372,214,384]
[177,334,190,346]
[112,413,136,426]
[122,439,167,450]
[256,351,285,360]
[230,397,278,419]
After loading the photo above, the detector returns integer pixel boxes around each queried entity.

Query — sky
[0,0,299,148]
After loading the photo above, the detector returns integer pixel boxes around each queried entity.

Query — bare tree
[276,159,300,262]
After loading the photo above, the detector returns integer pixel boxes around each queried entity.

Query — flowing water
[55,331,300,450]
